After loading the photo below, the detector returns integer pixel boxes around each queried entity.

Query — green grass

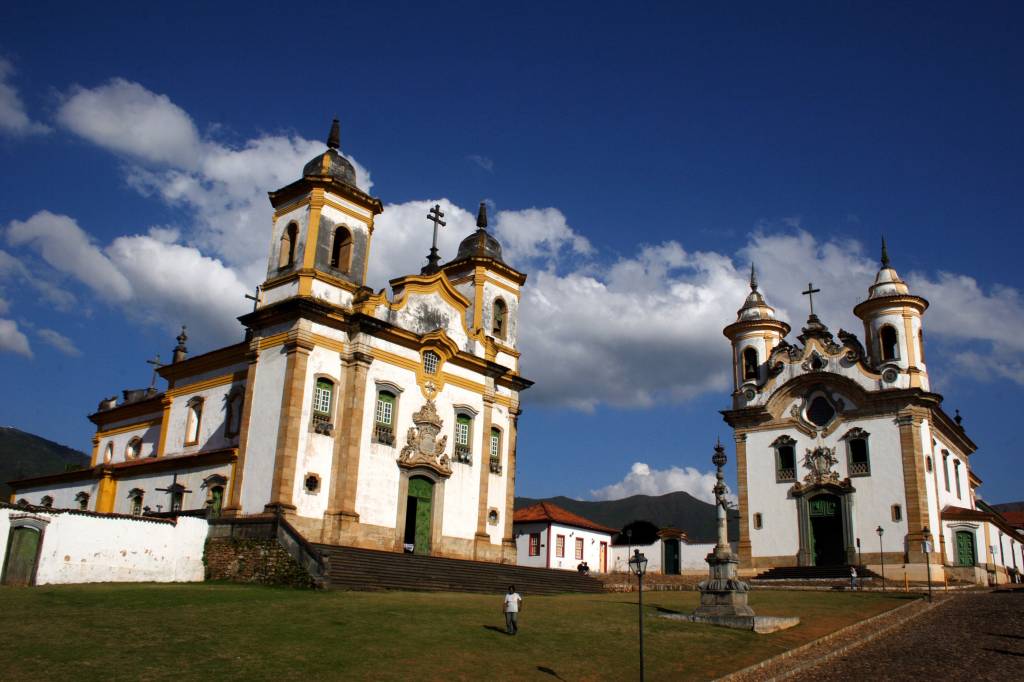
[0,583,917,680]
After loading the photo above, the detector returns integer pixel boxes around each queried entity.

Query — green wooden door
[955,531,976,566]
[2,526,41,586]
[664,539,680,575]
[408,477,434,556]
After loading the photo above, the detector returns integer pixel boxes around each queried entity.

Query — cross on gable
[244,284,262,312]
[155,473,192,495]
[423,204,447,273]
[146,353,163,389]
[802,282,821,317]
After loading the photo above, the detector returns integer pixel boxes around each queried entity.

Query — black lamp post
[922,525,933,602]
[876,525,885,592]
[628,548,648,682]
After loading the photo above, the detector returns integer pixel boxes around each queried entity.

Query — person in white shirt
[503,585,522,635]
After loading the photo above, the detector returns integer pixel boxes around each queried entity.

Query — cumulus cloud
[0,58,49,136]
[591,462,730,505]
[0,319,31,357]
[494,207,593,264]
[37,328,81,357]
[0,247,77,311]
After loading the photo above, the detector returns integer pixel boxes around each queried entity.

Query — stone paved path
[790,590,1024,681]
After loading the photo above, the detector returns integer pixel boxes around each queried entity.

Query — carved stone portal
[398,399,452,477]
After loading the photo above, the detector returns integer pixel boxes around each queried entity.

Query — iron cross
[427,204,447,250]
[244,284,262,312]
[146,353,164,389]
[802,282,821,316]
[155,473,192,495]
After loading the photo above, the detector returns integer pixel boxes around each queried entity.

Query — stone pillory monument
[8,120,532,567]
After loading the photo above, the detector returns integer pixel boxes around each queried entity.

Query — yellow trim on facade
[302,189,326,271]
[323,197,373,224]
[96,474,117,513]
[167,371,247,398]
[96,419,162,440]
[156,396,173,457]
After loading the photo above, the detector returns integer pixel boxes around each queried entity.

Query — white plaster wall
[732,331,774,389]
[0,509,207,584]
[483,282,518,347]
[485,405,510,545]
[102,410,163,431]
[437,383,484,540]
[240,345,289,514]
[311,278,355,308]
[99,422,161,464]
[547,523,613,573]
[16,480,99,511]
[164,379,245,456]
[263,278,300,306]
[381,291,470,351]
[942,522,984,565]
[111,463,232,515]
[680,542,716,571]
[746,416,907,561]
[172,361,248,389]
[514,522,548,568]
[610,541,663,574]
[291,345,341,518]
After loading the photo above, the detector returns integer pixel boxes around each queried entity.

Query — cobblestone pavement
[790,590,1024,681]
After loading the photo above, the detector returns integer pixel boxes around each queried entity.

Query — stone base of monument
[660,613,801,634]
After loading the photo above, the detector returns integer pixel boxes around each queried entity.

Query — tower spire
[749,263,758,292]
[880,235,890,268]
[476,201,488,230]
[327,118,340,150]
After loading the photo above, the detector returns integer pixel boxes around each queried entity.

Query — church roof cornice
[156,341,249,385]
[268,176,383,215]
[88,393,165,427]
[722,318,791,340]
[852,293,928,319]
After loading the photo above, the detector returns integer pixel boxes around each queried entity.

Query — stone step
[754,564,881,581]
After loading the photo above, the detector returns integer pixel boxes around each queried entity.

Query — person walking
[503,585,522,635]
[850,565,858,591]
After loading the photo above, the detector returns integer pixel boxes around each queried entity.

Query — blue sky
[1,2,1022,504]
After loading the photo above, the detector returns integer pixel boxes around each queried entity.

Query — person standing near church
[503,585,522,635]
[850,565,858,591]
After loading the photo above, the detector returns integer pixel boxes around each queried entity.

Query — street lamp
[876,526,885,592]
[922,526,933,602]
[628,549,648,682]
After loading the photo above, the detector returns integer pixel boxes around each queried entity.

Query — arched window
[207,486,224,517]
[492,298,507,339]
[843,428,871,476]
[374,390,396,445]
[184,398,203,446]
[128,488,144,516]
[125,437,142,461]
[772,435,797,482]
[880,325,899,362]
[40,495,54,509]
[489,427,503,474]
[278,222,298,269]
[225,390,244,438]
[918,329,926,363]
[423,350,440,375]
[742,347,759,381]
[953,459,963,499]
[75,491,90,511]
[330,226,353,271]
[103,441,113,463]
[454,413,473,463]
[753,513,763,530]
[312,378,334,431]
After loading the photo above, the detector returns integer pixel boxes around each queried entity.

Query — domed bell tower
[260,119,384,309]
[853,238,929,390]
[723,265,791,407]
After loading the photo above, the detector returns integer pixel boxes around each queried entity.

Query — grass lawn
[0,583,917,680]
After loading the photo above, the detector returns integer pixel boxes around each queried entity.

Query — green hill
[515,490,739,543]
[0,427,91,499]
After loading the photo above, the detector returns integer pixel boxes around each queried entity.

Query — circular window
[743,388,756,401]
[882,368,899,383]
[807,396,836,427]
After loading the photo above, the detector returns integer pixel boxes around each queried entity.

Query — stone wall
[204,537,314,588]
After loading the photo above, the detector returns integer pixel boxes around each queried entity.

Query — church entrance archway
[404,477,434,556]
[808,494,846,565]
[2,524,43,586]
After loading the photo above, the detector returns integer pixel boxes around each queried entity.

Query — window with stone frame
[953,459,963,499]
[942,450,951,491]
[891,504,902,522]
[311,378,334,433]
[880,324,899,362]
[374,390,396,445]
[556,534,565,558]
[529,532,540,556]
[575,537,584,560]
[103,441,113,463]
[224,389,244,438]
[742,347,759,381]
[489,427,503,474]
[128,488,144,516]
[454,413,473,463]
[207,486,224,517]
[843,428,871,476]
[75,492,89,511]
[423,350,440,375]
[330,226,353,272]
[772,435,797,482]
[184,397,203,446]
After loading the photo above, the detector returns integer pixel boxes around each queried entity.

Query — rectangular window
[776,444,796,482]
[954,461,962,498]
[489,428,502,474]
[575,537,584,560]
[374,391,396,445]
[529,532,540,556]
[891,504,902,522]
[848,438,870,476]
[454,414,472,463]
[313,380,332,415]
[943,453,950,491]
[556,535,565,558]
[753,513,763,530]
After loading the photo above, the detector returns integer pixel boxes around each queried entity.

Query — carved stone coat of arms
[803,446,840,485]
[398,399,452,477]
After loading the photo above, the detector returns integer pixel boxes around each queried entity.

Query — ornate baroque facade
[10,121,531,564]
[723,250,1024,584]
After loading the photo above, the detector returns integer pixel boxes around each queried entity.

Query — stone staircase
[314,544,605,594]
[753,565,881,581]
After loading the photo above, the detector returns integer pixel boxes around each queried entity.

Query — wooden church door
[955,531,976,566]
[2,526,42,586]
[407,477,434,556]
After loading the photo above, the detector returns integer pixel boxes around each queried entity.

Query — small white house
[514,502,617,573]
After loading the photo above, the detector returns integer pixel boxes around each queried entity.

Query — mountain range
[0,427,91,499]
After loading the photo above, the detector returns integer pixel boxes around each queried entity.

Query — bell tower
[853,238,930,390]
[723,265,790,407]
[260,119,384,309]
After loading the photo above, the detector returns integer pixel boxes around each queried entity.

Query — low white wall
[1,507,208,585]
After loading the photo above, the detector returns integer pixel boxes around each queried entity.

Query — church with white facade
[9,120,530,564]
[723,247,1024,584]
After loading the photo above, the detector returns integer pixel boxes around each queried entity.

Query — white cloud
[467,154,494,172]
[37,328,81,357]
[591,462,730,505]
[6,211,132,302]
[494,207,593,264]
[0,295,8,315]
[0,319,31,357]
[0,58,49,136]
[0,247,77,311]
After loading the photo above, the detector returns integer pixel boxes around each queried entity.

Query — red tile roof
[1002,511,1024,528]
[513,502,618,534]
